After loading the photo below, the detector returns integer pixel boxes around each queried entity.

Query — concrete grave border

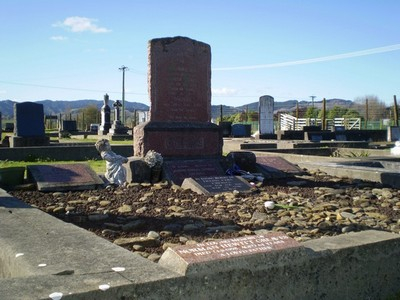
[1,188,400,299]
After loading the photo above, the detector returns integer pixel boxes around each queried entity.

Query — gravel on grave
[9,170,400,262]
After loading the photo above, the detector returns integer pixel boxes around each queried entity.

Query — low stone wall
[277,129,387,142]
[1,189,400,300]
[0,144,132,161]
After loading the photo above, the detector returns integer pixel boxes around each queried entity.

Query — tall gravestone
[0,111,2,140]
[259,95,274,138]
[133,36,222,158]
[10,102,49,147]
[98,93,111,135]
[109,100,128,135]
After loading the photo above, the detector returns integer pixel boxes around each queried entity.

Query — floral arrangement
[144,150,163,168]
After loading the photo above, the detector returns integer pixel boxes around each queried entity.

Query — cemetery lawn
[0,159,105,173]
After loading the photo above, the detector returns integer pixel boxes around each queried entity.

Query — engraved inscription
[172,233,301,264]
[165,137,204,150]
[194,176,251,194]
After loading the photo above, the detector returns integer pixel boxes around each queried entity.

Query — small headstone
[231,124,251,137]
[27,163,104,191]
[11,102,49,147]
[181,176,253,195]
[124,157,151,183]
[256,156,304,177]
[387,126,400,142]
[159,233,303,275]
[259,95,274,136]
[61,120,77,132]
[224,151,257,173]
[163,159,225,185]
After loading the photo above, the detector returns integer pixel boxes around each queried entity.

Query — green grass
[0,159,106,174]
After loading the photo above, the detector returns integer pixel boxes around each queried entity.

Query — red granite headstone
[133,37,222,158]
[148,37,211,123]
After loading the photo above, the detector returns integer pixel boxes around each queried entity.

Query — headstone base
[133,121,223,158]
[10,136,50,148]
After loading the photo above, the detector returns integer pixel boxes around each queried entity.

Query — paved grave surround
[133,36,223,158]
[27,163,104,191]
[181,176,253,195]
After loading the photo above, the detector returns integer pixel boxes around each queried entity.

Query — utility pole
[119,65,129,124]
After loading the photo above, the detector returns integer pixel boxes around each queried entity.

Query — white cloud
[53,16,111,33]
[50,36,68,41]
[212,87,238,96]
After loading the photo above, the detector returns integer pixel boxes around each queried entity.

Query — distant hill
[1,98,353,119]
[0,99,149,118]
[235,98,354,113]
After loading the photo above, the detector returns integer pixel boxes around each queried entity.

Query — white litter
[49,292,63,300]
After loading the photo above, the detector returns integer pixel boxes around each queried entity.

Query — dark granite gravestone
[10,102,49,147]
[61,120,77,132]
[158,232,303,275]
[133,36,222,158]
[181,176,253,195]
[27,163,104,191]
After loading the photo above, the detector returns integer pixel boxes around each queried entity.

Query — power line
[0,80,147,96]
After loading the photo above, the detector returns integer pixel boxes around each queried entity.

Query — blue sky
[1,0,399,107]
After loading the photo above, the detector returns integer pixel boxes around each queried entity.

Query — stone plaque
[158,233,303,275]
[148,36,211,123]
[259,95,274,135]
[163,159,225,185]
[256,156,304,175]
[181,176,252,195]
[27,163,104,192]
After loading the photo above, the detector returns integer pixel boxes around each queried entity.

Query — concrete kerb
[1,188,400,299]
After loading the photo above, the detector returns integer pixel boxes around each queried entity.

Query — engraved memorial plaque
[159,232,304,275]
[181,176,253,195]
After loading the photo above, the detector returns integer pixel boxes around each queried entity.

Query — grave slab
[159,232,304,275]
[256,156,305,178]
[27,163,104,191]
[181,176,253,195]
[163,159,225,185]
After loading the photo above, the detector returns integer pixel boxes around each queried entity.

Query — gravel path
[9,169,400,262]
